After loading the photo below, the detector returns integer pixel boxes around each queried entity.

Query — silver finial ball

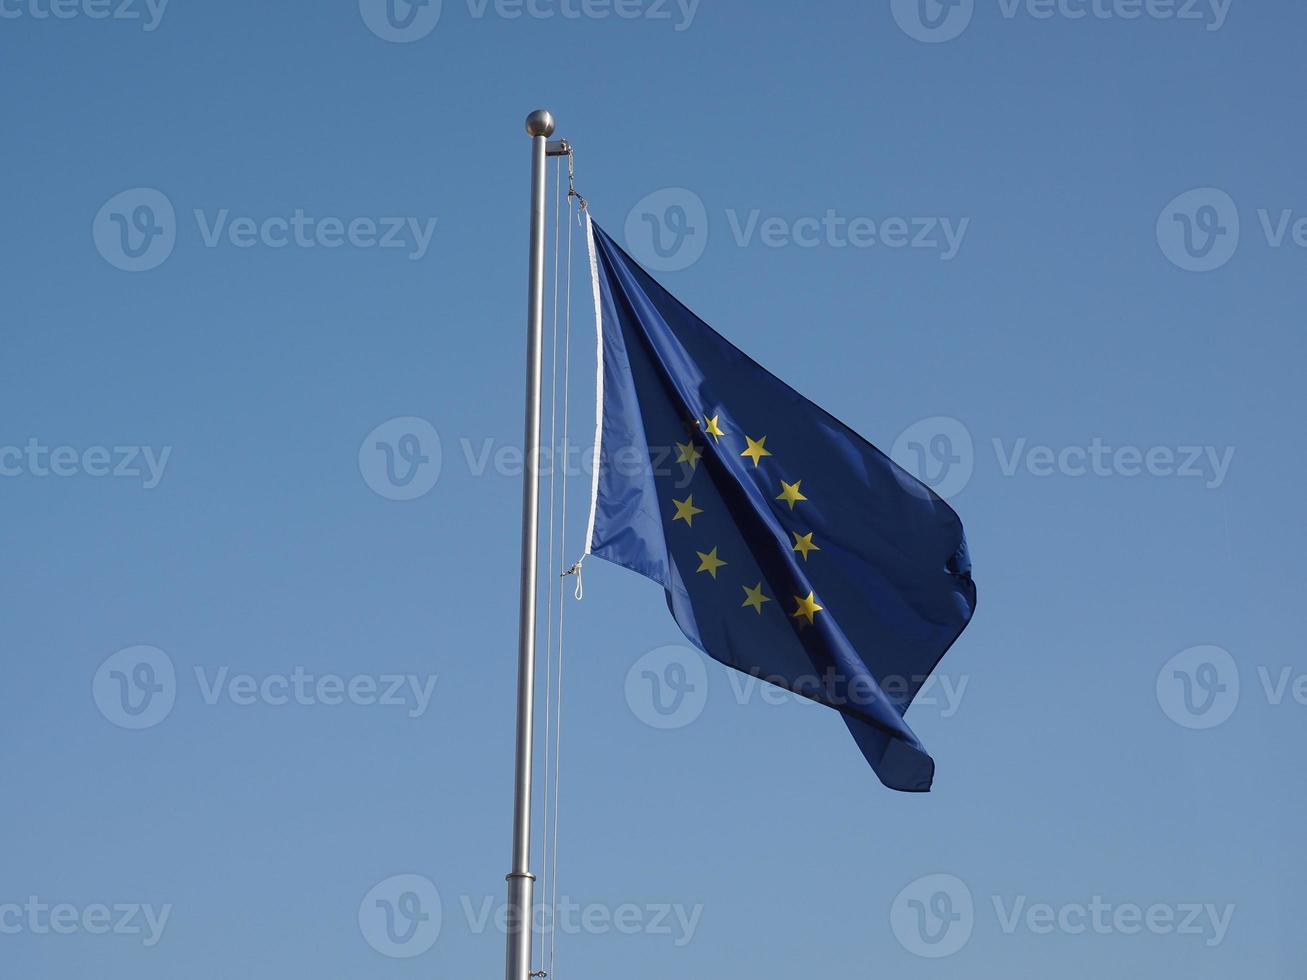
[525,110,556,138]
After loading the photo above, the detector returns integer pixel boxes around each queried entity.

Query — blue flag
[582,219,976,791]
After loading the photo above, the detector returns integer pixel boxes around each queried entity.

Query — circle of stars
[667,410,824,631]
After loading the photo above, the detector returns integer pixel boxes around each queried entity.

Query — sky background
[2,0,1304,977]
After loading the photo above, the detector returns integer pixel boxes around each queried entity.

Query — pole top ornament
[525,109,556,138]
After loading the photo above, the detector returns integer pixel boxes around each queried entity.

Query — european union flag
[582,219,976,791]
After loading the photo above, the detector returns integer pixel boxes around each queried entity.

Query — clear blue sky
[2,1,1302,977]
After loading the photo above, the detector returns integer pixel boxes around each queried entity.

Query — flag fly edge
[582,212,603,558]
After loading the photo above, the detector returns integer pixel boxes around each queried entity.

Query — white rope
[531,149,591,979]
[581,213,603,559]
[536,154,563,975]
[546,179,577,980]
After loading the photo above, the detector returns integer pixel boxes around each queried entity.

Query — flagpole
[505,107,554,980]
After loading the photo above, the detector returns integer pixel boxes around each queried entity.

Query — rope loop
[562,558,585,601]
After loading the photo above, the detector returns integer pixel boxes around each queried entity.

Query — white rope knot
[561,558,584,600]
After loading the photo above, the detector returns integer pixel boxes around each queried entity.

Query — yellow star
[672,495,703,527]
[792,531,820,561]
[675,440,703,469]
[695,546,727,579]
[703,415,726,443]
[776,480,808,509]
[741,582,772,614]
[740,435,772,467]
[791,591,823,626]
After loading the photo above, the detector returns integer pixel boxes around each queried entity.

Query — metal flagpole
[505,107,555,980]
